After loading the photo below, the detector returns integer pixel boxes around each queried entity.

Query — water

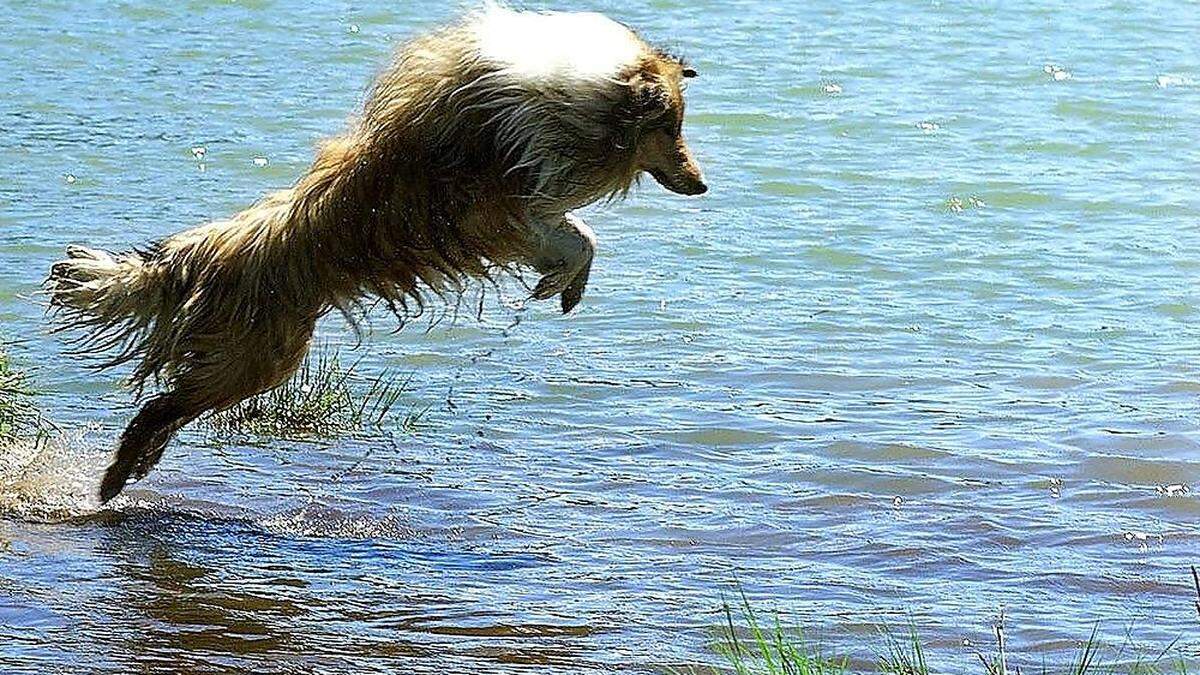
[2,0,1199,672]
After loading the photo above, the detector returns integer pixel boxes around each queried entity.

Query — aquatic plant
[878,624,929,675]
[693,590,1195,675]
[204,349,427,437]
[0,342,45,447]
[711,590,849,675]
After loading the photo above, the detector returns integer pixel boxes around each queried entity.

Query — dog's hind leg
[98,314,318,503]
[99,392,205,503]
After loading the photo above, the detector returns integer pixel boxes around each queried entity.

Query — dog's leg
[99,392,204,503]
[528,212,596,313]
[96,315,319,503]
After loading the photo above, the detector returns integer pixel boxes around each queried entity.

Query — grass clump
[878,625,929,675]
[714,590,848,675]
[0,342,45,447]
[205,349,427,437]
[698,586,1195,675]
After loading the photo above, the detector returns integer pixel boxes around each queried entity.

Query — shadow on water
[109,545,304,672]
[2,504,605,674]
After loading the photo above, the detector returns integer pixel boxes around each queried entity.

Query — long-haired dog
[45,5,706,502]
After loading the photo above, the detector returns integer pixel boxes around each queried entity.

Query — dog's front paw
[531,254,592,311]
[533,255,592,313]
[530,213,595,313]
[560,263,591,314]
[531,264,569,301]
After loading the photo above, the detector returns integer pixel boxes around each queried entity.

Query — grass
[694,582,1198,675]
[878,625,929,675]
[205,349,429,437]
[715,589,847,675]
[5,337,424,448]
[0,341,47,447]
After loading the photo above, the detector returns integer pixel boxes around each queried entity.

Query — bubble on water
[63,173,77,184]
[946,195,984,213]
[262,503,420,540]
[190,145,207,160]
[917,121,939,134]
[1155,483,1190,496]
[0,427,109,520]
[1043,64,1071,81]
[1156,74,1194,88]
[1122,530,1164,552]
[821,82,843,95]
[253,156,270,167]
[892,495,903,507]
[348,23,360,34]
[1048,476,1063,498]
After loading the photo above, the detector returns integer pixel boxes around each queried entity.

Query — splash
[0,427,109,521]
[1155,73,1195,88]
[261,503,422,540]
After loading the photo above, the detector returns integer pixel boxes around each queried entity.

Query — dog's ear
[630,73,671,122]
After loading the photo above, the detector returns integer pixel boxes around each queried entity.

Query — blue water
[2,1,1199,672]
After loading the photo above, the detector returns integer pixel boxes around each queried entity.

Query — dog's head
[627,57,707,196]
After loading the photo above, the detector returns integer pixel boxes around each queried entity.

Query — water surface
[2,0,1199,672]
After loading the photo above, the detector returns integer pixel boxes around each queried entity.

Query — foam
[0,427,108,521]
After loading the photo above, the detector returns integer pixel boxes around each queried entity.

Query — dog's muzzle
[650,168,708,196]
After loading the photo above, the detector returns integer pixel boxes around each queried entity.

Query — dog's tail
[45,245,168,367]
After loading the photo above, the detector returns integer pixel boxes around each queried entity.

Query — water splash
[1043,63,1072,81]
[1155,483,1190,497]
[0,427,109,521]
[261,503,422,540]
[1155,73,1194,88]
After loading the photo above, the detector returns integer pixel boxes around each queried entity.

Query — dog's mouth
[649,168,708,196]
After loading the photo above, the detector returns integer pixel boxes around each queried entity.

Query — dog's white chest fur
[472,5,643,84]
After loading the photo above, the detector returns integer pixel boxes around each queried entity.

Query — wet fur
[45,7,705,502]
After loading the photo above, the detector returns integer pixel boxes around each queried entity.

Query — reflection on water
[2,506,606,673]
[3,0,1200,672]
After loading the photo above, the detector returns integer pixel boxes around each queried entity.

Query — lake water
[2,0,1199,672]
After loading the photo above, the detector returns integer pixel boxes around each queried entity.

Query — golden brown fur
[45,8,706,502]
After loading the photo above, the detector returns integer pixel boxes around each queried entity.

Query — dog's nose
[692,181,708,195]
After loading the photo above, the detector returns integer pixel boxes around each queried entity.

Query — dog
[45,4,707,502]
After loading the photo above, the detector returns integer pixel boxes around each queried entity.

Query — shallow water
[2,0,1199,672]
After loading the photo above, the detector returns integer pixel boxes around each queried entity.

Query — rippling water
[2,1,1199,672]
